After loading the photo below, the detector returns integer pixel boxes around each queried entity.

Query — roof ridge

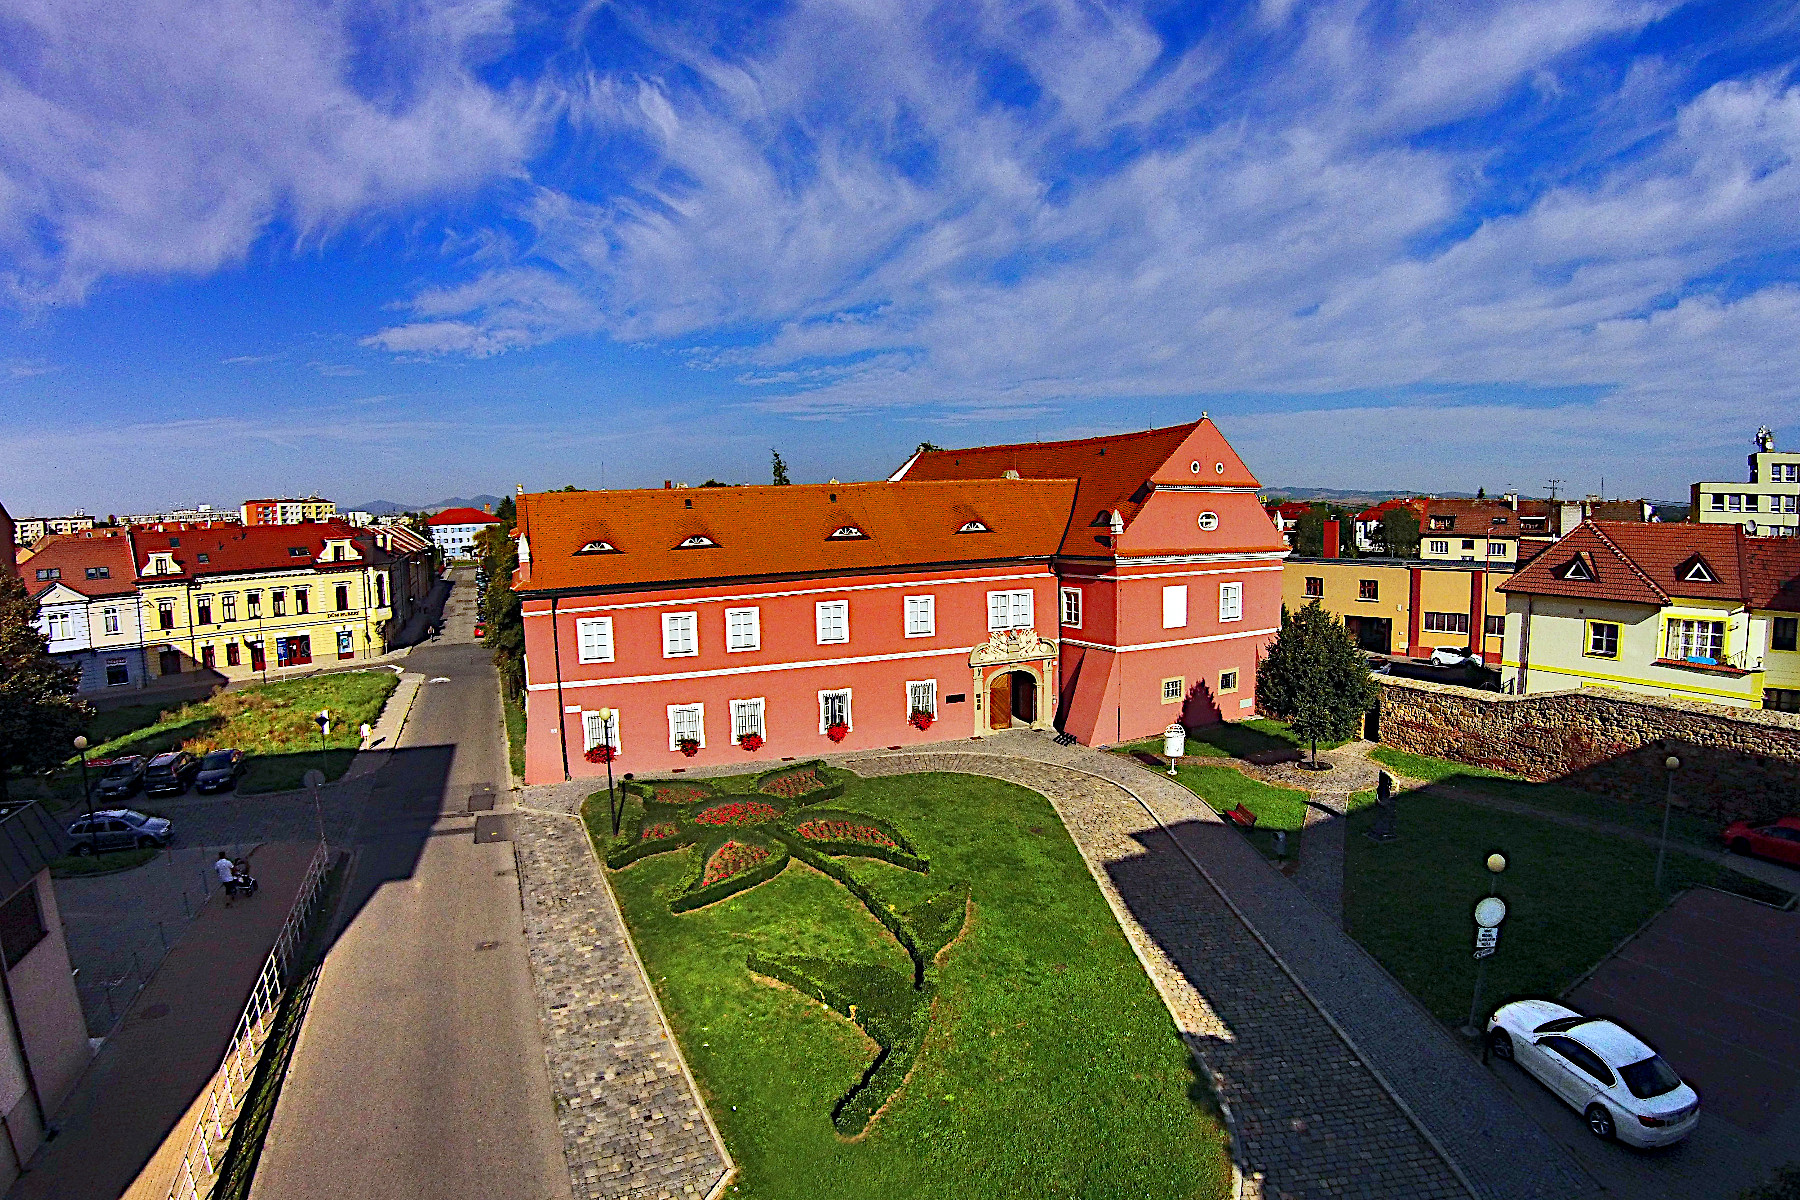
[923,421,1201,458]
[1584,520,1668,602]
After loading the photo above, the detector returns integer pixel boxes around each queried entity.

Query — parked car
[143,750,201,796]
[66,809,174,854]
[194,748,248,793]
[474,621,486,639]
[93,755,148,800]
[1487,1000,1699,1146]
[1722,815,1800,866]
[1429,645,1479,667]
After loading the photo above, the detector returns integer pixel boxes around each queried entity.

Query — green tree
[474,523,524,699]
[1476,487,1487,499]
[771,449,791,485]
[1376,507,1420,557]
[1292,504,1356,557]
[494,494,516,526]
[0,574,88,804]
[915,441,943,454]
[1255,602,1378,765]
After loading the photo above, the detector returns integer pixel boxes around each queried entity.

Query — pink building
[515,420,1287,783]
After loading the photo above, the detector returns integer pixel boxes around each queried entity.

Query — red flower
[738,732,764,752]
[642,821,679,841]
[702,840,772,886]
[908,709,934,731]
[825,721,850,743]
[584,744,617,764]
[676,737,701,757]
[795,819,897,848]
[694,801,780,826]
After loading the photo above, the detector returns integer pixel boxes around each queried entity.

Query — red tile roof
[898,420,1257,554]
[515,480,1077,594]
[1746,539,1800,611]
[22,535,136,598]
[427,507,501,526]
[128,521,392,580]
[1500,522,1765,607]
[1420,499,1528,538]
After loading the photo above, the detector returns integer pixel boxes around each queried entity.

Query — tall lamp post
[1462,852,1508,1037]
[598,708,622,836]
[314,709,331,774]
[1655,753,1681,891]
[73,735,96,825]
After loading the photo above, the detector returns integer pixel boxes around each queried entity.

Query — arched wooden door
[988,673,1012,729]
[1011,671,1037,724]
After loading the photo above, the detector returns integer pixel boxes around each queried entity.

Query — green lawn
[50,847,159,877]
[1367,747,1726,847]
[1114,718,1347,762]
[502,689,526,783]
[1344,784,1792,1026]
[593,768,1230,1200]
[53,672,397,797]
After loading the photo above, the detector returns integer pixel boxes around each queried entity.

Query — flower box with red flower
[738,732,764,752]
[825,721,850,743]
[584,744,617,765]
[676,737,701,757]
[908,709,934,731]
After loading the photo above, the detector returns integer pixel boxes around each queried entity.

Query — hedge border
[787,808,925,864]
[670,837,791,913]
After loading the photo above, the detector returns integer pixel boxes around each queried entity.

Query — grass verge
[502,688,526,783]
[594,768,1231,1200]
[1344,783,1792,1026]
[49,847,158,877]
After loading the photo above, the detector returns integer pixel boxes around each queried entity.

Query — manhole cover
[140,1003,170,1020]
[474,814,513,844]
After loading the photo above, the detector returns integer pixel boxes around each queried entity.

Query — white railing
[166,840,333,1200]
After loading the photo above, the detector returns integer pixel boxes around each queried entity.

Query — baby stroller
[224,858,259,900]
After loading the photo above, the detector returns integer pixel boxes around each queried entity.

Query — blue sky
[4,0,1799,515]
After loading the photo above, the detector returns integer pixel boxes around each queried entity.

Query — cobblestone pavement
[1291,798,1347,923]
[512,794,732,1200]
[847,734,1600,1200]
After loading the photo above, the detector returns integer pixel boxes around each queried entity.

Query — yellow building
[1284,555,1511,662]
[130,521,422,683]
[1501,521,1800,710]
[1692,427,1800,536]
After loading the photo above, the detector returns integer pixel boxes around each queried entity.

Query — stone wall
[1376,677,1800,824]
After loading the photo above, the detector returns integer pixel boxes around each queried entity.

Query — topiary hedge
[669,834,790,913]
[785,808,927,872]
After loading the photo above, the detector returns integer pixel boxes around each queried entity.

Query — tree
[915,441,943,454]
[474,523,524,699]
[1292,504,1356,557]
[0,574,88,805]
[1255,602,1378,766]
[771,450,791,486]
[494,494,516,526]
[1376,507,1420,557]
[1476,487,1487,499]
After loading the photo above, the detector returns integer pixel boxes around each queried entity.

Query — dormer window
[1560,556,1593,581]
[196,553,209,564]
[677,535,718,549]
[1090,511,1113,527]
[289,547,308,558]
[1429,516,1454,531]
[957,520,989,534]
[828,525,867,540]
[575,540,619,555]
[1679,557,1716,583]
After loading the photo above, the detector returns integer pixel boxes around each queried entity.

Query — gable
[31,581,87,606]
[1145,419,1262,489]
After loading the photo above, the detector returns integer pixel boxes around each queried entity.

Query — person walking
[216,851,237,904]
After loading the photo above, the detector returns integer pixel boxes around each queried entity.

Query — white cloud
[0,0,541,304]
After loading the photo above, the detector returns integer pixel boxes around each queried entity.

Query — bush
[669,836,790,913]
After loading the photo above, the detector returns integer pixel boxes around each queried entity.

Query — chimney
[664,480,673,489]
[1323,519,1340,558]
[482,504,492,513]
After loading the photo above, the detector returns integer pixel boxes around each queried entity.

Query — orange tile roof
[427,507,501,526]
[898,420,1257,554]
[1500,521,1753,606]
[22,535,137,598]
[515,480,1077,594]
[129,521,394,580]
[1746,538,1800,611]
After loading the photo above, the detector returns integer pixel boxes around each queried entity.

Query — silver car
[66,809,174,855]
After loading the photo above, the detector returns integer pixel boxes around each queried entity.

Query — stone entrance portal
[970,630,1057,735]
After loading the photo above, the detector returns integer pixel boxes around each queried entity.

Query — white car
[1487,1000,1699,1147]
[1428,645,1478,667]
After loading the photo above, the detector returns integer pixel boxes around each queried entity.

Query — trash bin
[1163,724,1186,761]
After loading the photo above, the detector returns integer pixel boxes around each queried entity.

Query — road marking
[429,677,451,683]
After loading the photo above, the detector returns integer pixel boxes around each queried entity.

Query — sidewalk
[11,842,320,1200]
[341,671,425,782]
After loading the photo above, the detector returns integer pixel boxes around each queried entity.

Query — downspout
[550,595,570,780]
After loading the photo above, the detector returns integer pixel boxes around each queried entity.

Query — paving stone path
[848,734,1598,1200]
[511,788,732,1200]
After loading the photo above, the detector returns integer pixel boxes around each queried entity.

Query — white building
[424,507,501,559]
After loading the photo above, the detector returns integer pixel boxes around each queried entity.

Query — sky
[3,0,1799,515]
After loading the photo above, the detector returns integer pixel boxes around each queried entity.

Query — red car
[1723,816,1800,866]
[474,621,486,639]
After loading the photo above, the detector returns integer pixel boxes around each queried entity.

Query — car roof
[1568,1019,1655,1066]
[93,809,147,821]
[1776,816,1800,830]
[148,751,183,764]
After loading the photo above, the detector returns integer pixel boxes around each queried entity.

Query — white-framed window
[667,703,705,749]
[46,612,72,641]
[1218,582,1243,622]
[730,698,765,740]
[576,616,614,664]
[1423,611,1470,634]
[1486,542,1508,556]
[907,679,937,717]
[1665,619,1724,663]
[816,600,849,644]
[904,595,936,638]
[1708,493,1725,511]
[582,710,621,752]
[1060,587,1082,628]
[987,590,1033,631]
[1161,677,1184,703]
[819,688,852,732]
[662,611,698,658]
[1428,539,1450,555]
[103,607,120,635]
[726,607,761,652]
[1219,668,1240,692]
[1162,585,1188,629]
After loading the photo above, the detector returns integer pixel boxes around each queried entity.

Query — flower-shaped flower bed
[703,840,771,887]
[642,821,679,841]
[645,782,709,805]
[795,818,897,849]
[694,800,781,827]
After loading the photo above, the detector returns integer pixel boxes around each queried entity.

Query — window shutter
[1162,585,1188,629]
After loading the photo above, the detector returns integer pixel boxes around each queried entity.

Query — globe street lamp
[598,708,622,836]
[1655,754,1681,891]
[73,735,96,824]
[1462,852,1508,1036]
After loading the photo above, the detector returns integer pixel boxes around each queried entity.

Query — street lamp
[314,709,331,773]
[598,708,622,836]
[73,735,96,824]
[1655,754,1681,891]
[1462,851,1508,1036]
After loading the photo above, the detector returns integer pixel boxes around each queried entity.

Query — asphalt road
[252,573,572,1200]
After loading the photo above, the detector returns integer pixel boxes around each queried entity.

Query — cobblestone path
[848,735,1598,1200]
[512,796,732,1200]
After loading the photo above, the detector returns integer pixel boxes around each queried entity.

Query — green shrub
[670,837,791,913]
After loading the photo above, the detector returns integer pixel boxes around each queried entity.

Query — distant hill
[348,494,506,515]
[1258,486,1480,507]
